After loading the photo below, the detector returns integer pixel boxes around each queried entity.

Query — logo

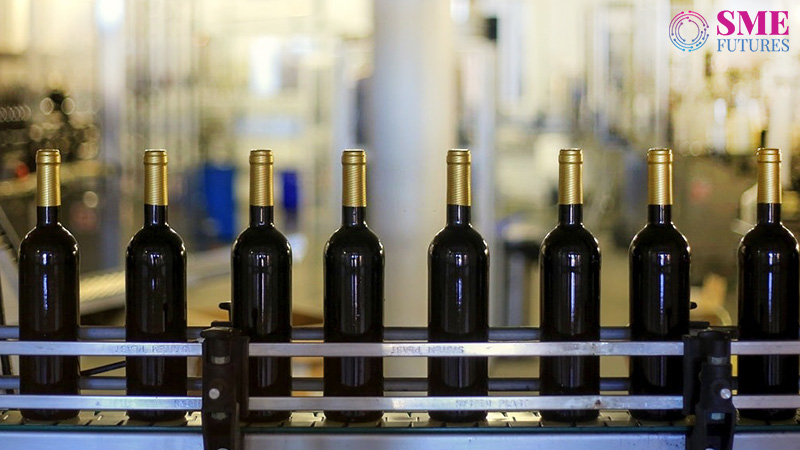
[716,11,789,52]
[669,11,710,51]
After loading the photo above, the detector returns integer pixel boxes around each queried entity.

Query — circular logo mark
[669,11,709,51]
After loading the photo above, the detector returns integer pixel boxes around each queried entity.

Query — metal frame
[0,326,798,450]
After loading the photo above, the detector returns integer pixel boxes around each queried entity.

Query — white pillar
[97,0,126,270]
[370,0,455,377]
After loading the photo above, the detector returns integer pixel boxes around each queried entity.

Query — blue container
[202,164,236,241]
[280,170,300,214]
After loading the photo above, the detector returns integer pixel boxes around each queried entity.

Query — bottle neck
[250,205,275,227]
[756,158,781,204]
[446,204,471,226]
[36,154,61,222]
[37,170,61,207]
[647,204,672,225]
[36,206,60,226]
[558,204,583,226]
[342,206,366,227]
[249,151,273,209]
[757,203,781,224]
[144,204,168,226]
[647,153,672,206]
[144,153,168,206]
[558,152,582,205]
[342,155,366,210]
[446,153,471,208]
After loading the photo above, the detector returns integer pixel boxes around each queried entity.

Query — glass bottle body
[232,205,292,422]
[126,205,187,422]
[738,204,800,421]
[19,206,80,420]
[540,204,600,422]
[323,206,384,422]
[629,205,690,421]
[428,205,489,422]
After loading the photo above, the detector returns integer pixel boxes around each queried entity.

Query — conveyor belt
[0,326,797,449]
[0,410,798,450]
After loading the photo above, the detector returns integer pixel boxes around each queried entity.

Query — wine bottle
[125,149,187,422]
[232,149,292,422]
[323,149,384,422]
[738,147,799,421]
[428,149,489,423]
[540,148,600,422]
[18,149,80,421]
[629,148,690,421]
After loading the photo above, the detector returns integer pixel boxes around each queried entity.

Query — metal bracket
[683,330,736,450]
[218,301,232,323]
[201,326,249,450]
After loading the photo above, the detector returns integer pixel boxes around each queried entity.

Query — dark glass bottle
[232,149,292,422]
[428,149,489,423]
[738,148,799,421]
[540,148,600,422]
[629,148,690,422]
[125,149,187,422]
[323,149,384,422]
[18,149,80,421]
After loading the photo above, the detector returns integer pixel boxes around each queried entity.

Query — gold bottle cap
[342,149,366,207]
[36,149,61,207]
[447,149,471,206]
[647,148,673,205]
[756,148,781,204]
[558,148,583,205]
[36,148,61,165]
[249,149,274,207]
[144,149,168,206]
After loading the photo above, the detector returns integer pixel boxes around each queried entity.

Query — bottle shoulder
[740,222,799,253]
[630,223,690,255]
[541,224,600,256]
[233,226,292,255]
[20,223,79,254]
[127,224,186,253]
[429,225,489,255]
[324,225,384,255]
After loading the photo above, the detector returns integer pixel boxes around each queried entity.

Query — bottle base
[127,410,187,423]
[739,408,797,422]
[429,410,487,423]
[630,409,686,422]
[21,409,79,421]
[540,409,599,422]
[324,410,383,422]
[243,410,292,423]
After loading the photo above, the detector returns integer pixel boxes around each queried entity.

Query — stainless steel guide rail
[1,393,797,412]
[0,326,799,410]
[0,339,799,356]
[0,340,691,357]
[0,327,798,357]
[0,325,797,450]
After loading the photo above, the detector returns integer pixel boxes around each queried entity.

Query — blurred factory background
[0,0,799,378]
